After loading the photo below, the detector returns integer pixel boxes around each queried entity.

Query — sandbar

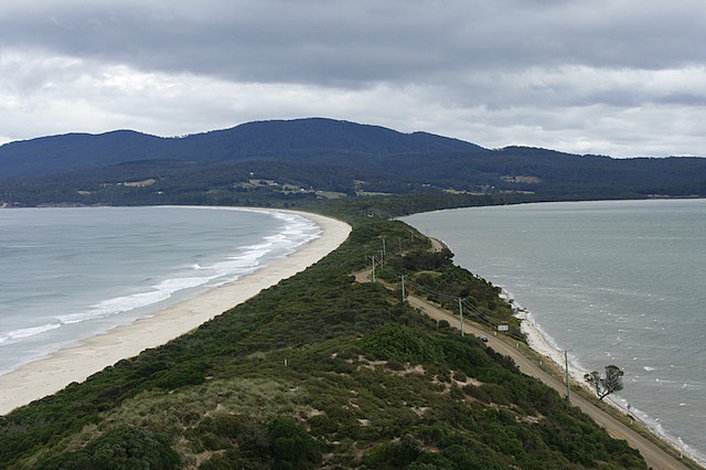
[0,209,351,415]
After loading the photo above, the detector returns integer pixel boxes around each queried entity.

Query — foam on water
[502,287,590,384]
[0,207,321,376]
[503,282,706,466]
[0,323,62,345]
[56,276,211,325]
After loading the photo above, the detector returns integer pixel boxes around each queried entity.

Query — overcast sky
[1,0,705,156]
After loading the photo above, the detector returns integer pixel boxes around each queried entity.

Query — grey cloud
[2,0,706,86]
[1,0,706,156]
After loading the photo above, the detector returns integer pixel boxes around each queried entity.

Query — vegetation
[0,214,646,469]
[36,426,180,470]
[0,118,690,467]
[585,365,625,401]
[2,118,705,208]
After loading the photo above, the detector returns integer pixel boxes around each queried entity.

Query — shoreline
[400,202,706,469]
[500,286,706,467]
[0,209,351,415]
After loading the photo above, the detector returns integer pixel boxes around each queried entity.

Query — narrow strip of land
[355,268,690,470]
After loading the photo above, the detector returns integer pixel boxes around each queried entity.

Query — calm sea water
[0,206,320,375]
[403,199,706,464]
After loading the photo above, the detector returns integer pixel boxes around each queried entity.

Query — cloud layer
[1,0,705,156]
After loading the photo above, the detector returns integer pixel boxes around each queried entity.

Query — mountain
[0,118,480,179]
[1,117,706,204]
[0,130,169,178]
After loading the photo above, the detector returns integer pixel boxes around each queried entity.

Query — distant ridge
[0,130,168,178]
[0,118,480,179]
[1,117,705,200]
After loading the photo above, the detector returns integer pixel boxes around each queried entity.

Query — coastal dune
[0,210,351,415]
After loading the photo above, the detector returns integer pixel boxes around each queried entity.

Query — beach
[0,209,350,415]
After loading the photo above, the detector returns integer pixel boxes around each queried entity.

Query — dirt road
[356,268,691,470]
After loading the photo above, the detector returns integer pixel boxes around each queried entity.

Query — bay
[0,206,320,375]
[402,199,706,465]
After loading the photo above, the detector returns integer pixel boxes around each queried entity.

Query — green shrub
[463,384,491,403]
[359,325,444,364]
[307,414,338,436]
[453,370,467,382]
[211,414,241,439]
[442,443,504,469]
[480,384,511,405]
[364,435,421,468]
[153,361,208,390]
[386,359,405,371]
[268,417,321,469]
[37,426,180,470]
[199,449,269,470]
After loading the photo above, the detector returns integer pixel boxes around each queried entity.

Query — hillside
[1,118,705,206]
[0,217,648,469]
[0,119,479,179]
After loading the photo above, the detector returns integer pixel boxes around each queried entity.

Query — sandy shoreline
[0,209,351,415]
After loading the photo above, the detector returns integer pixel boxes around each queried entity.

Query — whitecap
[57,276,211,325]
[0,323,62,345]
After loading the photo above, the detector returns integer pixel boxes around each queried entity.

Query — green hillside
[0,215,646,469]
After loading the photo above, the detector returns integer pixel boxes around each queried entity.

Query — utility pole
[458,298,465,337]
[401,275,406,301]
[371,255,376,283]
[382,237,386,258]
[564,350,571,405]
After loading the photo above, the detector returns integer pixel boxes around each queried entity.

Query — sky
[1,0,705,157]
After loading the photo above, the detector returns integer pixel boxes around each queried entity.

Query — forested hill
[0,118,479,179]
[1,117,706,204]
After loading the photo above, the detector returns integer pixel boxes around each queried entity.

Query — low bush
[37,426,180,470]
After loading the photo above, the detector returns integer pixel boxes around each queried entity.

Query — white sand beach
[0,209,350,415]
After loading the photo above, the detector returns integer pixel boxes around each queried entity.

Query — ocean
[0,206,321,375]
[402,199,706,465]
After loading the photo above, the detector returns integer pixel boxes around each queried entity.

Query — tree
[584,365,624,400]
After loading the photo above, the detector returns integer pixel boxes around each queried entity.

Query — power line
[365,252,526,341]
